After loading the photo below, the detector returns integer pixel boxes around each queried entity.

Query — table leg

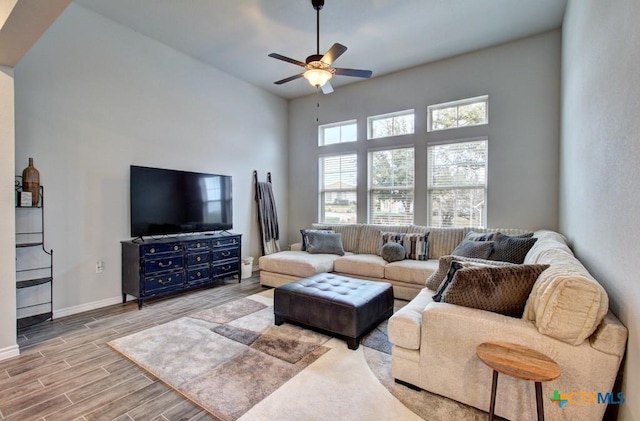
[535,381,544,421]
[489,370,498,420]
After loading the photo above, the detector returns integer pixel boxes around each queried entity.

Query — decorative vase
[22,157,40,206]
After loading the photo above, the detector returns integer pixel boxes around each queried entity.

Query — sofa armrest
[290,242,303,251]
[590,311,628,357]
[388,288,435,350]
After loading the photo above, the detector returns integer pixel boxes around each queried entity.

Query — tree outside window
[369,147,414,224]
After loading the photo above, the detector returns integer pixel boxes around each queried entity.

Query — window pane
[458,102,486,127]
[429,188,485,227]
[368,110,415,139]
[432,107,457,130]
[320,154,357,223]
[427,140,487,228]
[428,96,488,132]
[369,148,414,224]
[318,120,357,146]
[323,126,341,145]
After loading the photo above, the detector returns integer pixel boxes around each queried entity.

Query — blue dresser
[121,233,241,309]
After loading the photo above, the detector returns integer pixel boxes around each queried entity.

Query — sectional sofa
[259,223,628,420]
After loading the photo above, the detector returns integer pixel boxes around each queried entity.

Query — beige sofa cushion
[523,230,609,346]
[258,251,342,278]
[333,254,386,279]
[385,259,438,286]
[388,287,436,349]
[420,227,468,259]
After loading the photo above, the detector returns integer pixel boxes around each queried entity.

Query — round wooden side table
[476,341,561,421]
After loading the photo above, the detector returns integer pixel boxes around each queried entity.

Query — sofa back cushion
[358,224,409,255]
[523,230,609,345]
[312,223,361,253]
[415,227,468,259]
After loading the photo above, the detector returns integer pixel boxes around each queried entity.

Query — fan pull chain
[316,88,320,123]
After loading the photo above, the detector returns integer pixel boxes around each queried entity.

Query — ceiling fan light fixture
[303,68,332,87]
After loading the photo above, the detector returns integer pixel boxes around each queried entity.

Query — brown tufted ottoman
[274,273,394,350]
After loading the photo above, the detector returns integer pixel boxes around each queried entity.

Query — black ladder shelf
[15,179,54,330]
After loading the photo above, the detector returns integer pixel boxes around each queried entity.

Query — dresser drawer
[187,251,210,266]
[141,243,182,256]
[144,271,184,293]
[187,266,211,284]
[186,240,209,251]
[212,261,239,278]
[212,247,239,261]
[144,253,184,275]
[211,236,240,248]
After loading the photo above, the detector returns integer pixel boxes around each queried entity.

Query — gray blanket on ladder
[257,181,281,255]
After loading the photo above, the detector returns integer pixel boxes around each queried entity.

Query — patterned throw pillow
[380,242,406,263]
[381,232,429,260]
[305,231,345,256]
[425,255,514,290]
[488,232,537,264]
[440,264,550,317]
[451,239,494,259]
[300,228,333,251]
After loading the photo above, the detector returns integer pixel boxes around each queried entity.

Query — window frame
[427,95,489,132]
[318,119,357,146]
[318,152,358,224]
[427,137,488,228]
[367,146,415,225]
[366,109,415,140]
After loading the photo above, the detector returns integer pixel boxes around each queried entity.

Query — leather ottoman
[274,273,394,350]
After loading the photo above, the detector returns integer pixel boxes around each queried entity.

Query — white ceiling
[73,0,567,99]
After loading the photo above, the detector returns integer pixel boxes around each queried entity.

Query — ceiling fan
[268,0,373,94]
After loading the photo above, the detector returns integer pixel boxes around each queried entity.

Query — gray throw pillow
[425,255,514,290]
[452,239,494,259]
[300,228,333,251]
[440,264,549,317]
[381,232,429,260]
[381,242,406,263]
[305,231,345,256]
[488,232,537,264]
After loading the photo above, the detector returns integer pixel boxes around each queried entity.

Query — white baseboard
[0,344,20,361]
[54,296,123,319]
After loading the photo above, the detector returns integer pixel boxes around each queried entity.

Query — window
[428,96,488,132]
[369,147,414,224]
[318,120,357,146]
[319,154,357,223]
[367,110,415,139]
[427,139,488,227]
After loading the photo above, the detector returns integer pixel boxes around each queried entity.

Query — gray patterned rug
[109,290,486,421]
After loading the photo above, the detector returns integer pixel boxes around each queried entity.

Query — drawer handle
[196,271,201,277]
[216,241,221,246]
[232,239,236,244]
[158,277,172,285]
[158,261,172,267]
[222,251,231,257]
[196,256,202,262]
[150,248,155,254]
[196,243,201,248]
[174,246,179,251]
[222,265,231,270]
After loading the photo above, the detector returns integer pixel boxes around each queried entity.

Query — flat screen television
[130,165,233,237]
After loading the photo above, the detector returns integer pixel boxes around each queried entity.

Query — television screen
[130,165,233,237]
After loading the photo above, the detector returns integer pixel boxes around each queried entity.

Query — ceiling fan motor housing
[311,0,324,11]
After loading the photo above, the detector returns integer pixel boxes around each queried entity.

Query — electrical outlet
[96,260,104,273]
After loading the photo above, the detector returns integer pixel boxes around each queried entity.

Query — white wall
[13,3,288,314]
[561,1,639,419]
[287,31,561,245]
[0,66,18,357]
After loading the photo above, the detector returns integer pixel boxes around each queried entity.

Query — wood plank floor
[1,276,263,421]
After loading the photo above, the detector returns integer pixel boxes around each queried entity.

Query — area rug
[109,290,488,421]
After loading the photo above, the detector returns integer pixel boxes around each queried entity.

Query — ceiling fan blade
[321,43,347,65]
[333,68,373,78]
[274,73,304,85]
[268,53,306,67]
[321,81,334,94]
